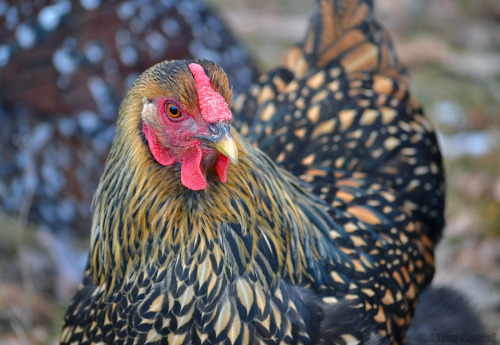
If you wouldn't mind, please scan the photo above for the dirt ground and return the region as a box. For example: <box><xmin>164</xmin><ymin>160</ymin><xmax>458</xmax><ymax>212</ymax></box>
<box><xmin>0</xmin><ymin>0</ymin><xmax>499</xmax><ymax>344</ymax></box>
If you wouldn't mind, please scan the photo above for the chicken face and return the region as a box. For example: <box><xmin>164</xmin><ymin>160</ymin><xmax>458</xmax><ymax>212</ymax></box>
<box><xmin>140</xmin><ymin>61</ymin><xmax>238</xmax><ymax>191</ymax></box>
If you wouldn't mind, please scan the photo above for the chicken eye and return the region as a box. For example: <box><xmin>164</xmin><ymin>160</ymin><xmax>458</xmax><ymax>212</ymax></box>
<box><xmin>166</xmin><ymin>104</ymin><xmax>181</xmax><ymax>118</ymax></box>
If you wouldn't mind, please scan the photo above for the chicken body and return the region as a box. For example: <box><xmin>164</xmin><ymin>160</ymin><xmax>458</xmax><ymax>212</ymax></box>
<box><xmin>61</xmin><ymin>0</ymin><xmax>444</xmax><ymax>344</ymax></box>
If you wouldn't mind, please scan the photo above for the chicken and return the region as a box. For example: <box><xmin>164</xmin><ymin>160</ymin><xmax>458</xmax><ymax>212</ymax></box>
<box><xmin>0</xmin><ymin>0</ymin><xmax>257</xmax><ymax>234</ymax></box>
<box><xmin>60</xmin><ymin>0</ymin><xmax>445</xmax><ymax>344</ymax></box>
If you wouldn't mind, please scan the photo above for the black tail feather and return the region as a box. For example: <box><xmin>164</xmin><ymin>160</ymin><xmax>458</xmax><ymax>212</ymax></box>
<box><xmin>406</xmin><ymin>286</ymin><xmax>489</xmax><ymax>345</ymax></box>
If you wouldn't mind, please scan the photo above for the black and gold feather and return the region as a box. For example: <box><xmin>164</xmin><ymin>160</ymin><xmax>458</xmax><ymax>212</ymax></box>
<box><xmin>61</xmin><ymin>0</ymin><xmax>445</xmax><ymax>344</ymax></box>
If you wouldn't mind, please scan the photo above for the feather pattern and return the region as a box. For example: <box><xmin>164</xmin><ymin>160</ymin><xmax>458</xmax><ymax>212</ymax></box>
<box><xmin>61</xmin><ymin>1</ymin><xmax>444</xmax><ymax>344</ymax></box>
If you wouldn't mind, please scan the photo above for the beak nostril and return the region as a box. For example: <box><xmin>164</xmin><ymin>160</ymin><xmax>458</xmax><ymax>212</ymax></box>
<box><xmin>208</xmin><ymin>123</ymin><xmax>219</xmax><ymax>135</ymax></box>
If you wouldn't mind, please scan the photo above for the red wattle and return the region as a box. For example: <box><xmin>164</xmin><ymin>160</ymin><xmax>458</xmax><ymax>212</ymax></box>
<box><xmin>181</xmin><ymin>145</ymin><xmax>207</xmax><ymax>191</ymax></box>
<box><xmin>216</xmin><ymin>155</ymin><xmax>230</xmax><ymax>183</ymax></box>
<box><xmin>143</xmin><ymin>123</ymin><xmax>177</xmax><ymax>165</ymax></box>
<box><xmin>144</xmin><ymin>123</ymin><xmax>209</xmax><ymax>190</ymax></box>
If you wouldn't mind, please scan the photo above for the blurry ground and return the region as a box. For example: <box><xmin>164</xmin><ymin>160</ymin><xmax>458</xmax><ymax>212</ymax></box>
<box><xmin>1</xmin><ymin>0</ymin><xmax>500</xmax><ymax>344</ymax></box>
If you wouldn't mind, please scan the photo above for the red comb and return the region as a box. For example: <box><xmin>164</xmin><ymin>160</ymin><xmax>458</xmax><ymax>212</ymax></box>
<box><xmin>188</xmin><ymin>63</ymin><xmax>232</xmax><ymax>123</ymax></box>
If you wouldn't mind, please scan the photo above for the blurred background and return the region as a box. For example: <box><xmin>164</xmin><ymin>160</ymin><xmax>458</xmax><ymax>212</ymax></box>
<box><xmin>0</xmin><ymin>0</ymin><xmax>499</xmax><ymax>344</ymax></box>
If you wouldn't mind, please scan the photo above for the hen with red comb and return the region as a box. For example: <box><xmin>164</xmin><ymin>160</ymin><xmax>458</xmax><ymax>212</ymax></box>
<box><xmin>61</xmin><ymin>0</ymin><xmax>445</xmax><ymax>344</ymax></box>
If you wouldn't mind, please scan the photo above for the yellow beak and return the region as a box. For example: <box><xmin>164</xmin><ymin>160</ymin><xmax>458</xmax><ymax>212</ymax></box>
<box><xmin>212</xmin><ymin>132</ymin><xmax>238</xmax><ymax>164</ymax></box>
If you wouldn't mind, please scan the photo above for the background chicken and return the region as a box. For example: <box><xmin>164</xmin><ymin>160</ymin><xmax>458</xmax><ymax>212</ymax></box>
<box><xmin>226</xmin><ymin>0</ymin><xmax>500</xmax><ymax>337</ymax></box>
<box><xmin>60</xmin><ymin>0</ymin><xmax>446</xmax><ymax>344</ymax></box>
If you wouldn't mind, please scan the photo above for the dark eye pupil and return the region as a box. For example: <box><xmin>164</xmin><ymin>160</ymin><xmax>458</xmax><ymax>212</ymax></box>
<box><xmin>168</xmin><ymin>105</ymin><xmax>179</xmax><ymax>116</ymax></box>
